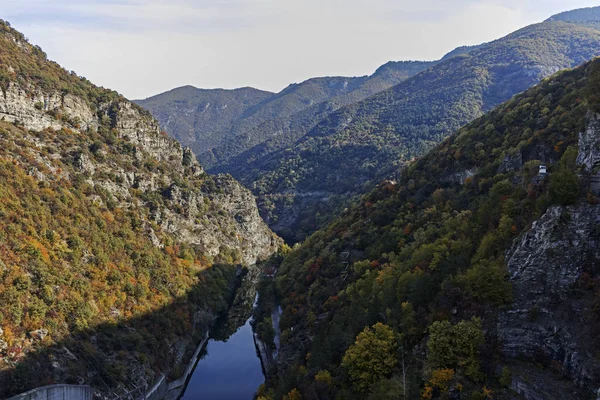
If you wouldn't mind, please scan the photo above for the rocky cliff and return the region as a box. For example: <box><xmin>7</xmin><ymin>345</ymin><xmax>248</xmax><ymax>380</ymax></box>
<box><xmin>497</xmin><ymin>114</ymin><xmax>600</xmax><ymax>399</ymax></box>
<box><xmin>0</xmin><ymin>20</ymin><xmax>280</xmax><ymax>398</ymax></box>
<box><xmin>499</xmin><ymin>204</ymin><xmax>600</xmax><ymax>398</ymax></box>
<box><xmin>0</xmin><ymin>65</ymin><xmax>280</xmax><ymax>267</ymax></box>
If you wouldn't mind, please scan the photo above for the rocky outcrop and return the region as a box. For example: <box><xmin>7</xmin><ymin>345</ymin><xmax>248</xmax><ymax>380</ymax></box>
<box><xmin>498</xmin><ymin>151</ymin><xmax>523</xmax><ymax>174</ymax></box>
<box><xmin>0</xmin><ymin>83</ymin><xmax>98</xmax><ymax>132</ymax></box>
<box><xmin>0</xmin><ymin>327</ymin><xmax>7</xmax><ymax>352</ymax></box>
<box><xmin>0</xmin><ymin>78</ymin><xmax>280</xmax><ymax>267</ymax></box>
<box><xmin>106</xmin><ymin>101</ymin><xmax>184</xmax><ymax>164</ymax></box>
<box><xmin>0</xmin><ymin>81</ymin><xmax>189</xmax><ymax>173</ymax></box>
<box><xmin>158</xmin><ymin>175</ymin><xmax>280</xmax><ymax>266</ymax></box>
<box><xmin>577</xmin><ymin>112</ymin><xmax>600</xmax><ymax>172</ymax></box>
<box><xmin>498</xmin><ymin>204</ymin><xmax>600</xmax><ymax>397</ymax></box>
<box><xmin>441</xmin><ymin>168</ymin><xmax>477</xmax><ymax>185</ymax></box>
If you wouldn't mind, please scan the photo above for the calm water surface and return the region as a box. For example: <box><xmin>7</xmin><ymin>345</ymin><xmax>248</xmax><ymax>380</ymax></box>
<box><xmin>180</xmin><ymin>318</ymin><xmax>264</xmax><ymax>400</ymax></box>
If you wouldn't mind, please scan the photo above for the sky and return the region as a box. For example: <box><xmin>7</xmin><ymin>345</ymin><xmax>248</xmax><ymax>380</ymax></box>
<box><xmin>3</xmin><ymin>0</ymin><xmax>600</xmax><ymax>99</ymax></box>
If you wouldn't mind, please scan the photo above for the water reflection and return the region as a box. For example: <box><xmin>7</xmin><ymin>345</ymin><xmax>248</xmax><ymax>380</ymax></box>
<box><xmin>180</xmin><ymin>317</ymin><xmax>264</xmax><ymax>400</ymax></box>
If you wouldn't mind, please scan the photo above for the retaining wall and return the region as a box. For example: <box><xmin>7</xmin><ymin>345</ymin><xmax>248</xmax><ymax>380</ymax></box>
<box><xmin>7</xmin><ymin>385</ymin><xmax>92</xmax><ymax>400</ymax></box>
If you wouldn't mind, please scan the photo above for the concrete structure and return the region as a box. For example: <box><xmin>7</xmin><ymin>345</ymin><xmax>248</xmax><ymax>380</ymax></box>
<box><xmin>7</xmin><ymin>385</ymin><xmax>92</xmax><ymax>400</ymax></box>
<box><xmin>164</xmin><ymin>332</ymin><xmax>210</xmax><ymax>399</ymax></box>
<box><xmin>137</xmin><ymin>375</ymin><xmax>167</xmax><ymax>400</ymax></box>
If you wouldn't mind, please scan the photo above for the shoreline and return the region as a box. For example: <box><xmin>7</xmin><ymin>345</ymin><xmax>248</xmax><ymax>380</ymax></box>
<box><xmin>165</xmin><ymin>332</ymin><xmax>210</xmax><ymax>400</ymax></box>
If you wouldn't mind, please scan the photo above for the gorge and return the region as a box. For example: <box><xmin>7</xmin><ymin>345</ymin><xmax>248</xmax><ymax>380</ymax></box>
<box><xmin>3</xmin><ymin>4</ymin><xmax>600</xmax><ymax>400</ymax></box>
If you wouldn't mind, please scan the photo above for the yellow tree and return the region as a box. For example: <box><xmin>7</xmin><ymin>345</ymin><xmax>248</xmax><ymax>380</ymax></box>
<box><xmin>282</xmin><ymin>388</ymin><xmax>302</xmax><ymax>400</ymax></box>
<box><xmin>342</xmin><ymin>322</ymin><xmax>398</xmax><ymax>392</ymax></box>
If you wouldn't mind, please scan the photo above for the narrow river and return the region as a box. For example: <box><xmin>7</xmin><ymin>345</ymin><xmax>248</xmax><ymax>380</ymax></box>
<box><xmin>179</xmin><ymin>317</ymin><xmax>265</xmax><ymax>400</ymax></box>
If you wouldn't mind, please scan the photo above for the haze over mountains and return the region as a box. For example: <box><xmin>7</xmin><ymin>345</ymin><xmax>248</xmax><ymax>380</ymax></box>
<box><xmin>140</xmin><ymin>8</ymin><xmax>600</xmax><ymax>242</ymax></box>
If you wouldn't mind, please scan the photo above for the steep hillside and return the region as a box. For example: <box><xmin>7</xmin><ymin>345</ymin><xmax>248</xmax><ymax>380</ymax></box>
<box><xmin>260</xmin><ymin>57</ymin><xmax>600</xmax><ymax>400</ymax></box>
<box><xmin>137</xmin><ymin>61</ymin><xmax>436</xmax><ymax>172</ymax></box>
<box><xmin>133</xmin><ymin>86</ymin><xmax>274</xmax><ymax>154</ymax></box>
<box><xmin>546</xmin><ymin>5</ymin><xmax>600</xmax><ymax>22</ymax></box>
<box><xmin>204</xmin><ymin>61</ymin><xmax>438</xmax><ymax>171</ymax></box>
<box><xmin>0</xmin><ymin>20</ymin><xmax>281</xmax><ymax>397</ymax></box>
<box><xmin>236</xmin><ymin>20</ymin><xmax>600</xmax><ymax>243</ymax></box>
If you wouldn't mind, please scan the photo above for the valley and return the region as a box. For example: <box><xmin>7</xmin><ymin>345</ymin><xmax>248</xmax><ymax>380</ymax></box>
<box><xmin>141</xmin><ymin>17</ymin><xmax>600</xmax><ymax>243</ymax></box>
<box><xmin>2</xmin><ymin>4</ymin><xmax>600</xmax><ymax>400</ymax></box>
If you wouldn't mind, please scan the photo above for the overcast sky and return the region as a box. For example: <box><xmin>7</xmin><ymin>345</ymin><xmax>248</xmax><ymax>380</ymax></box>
<box><xmin>4</xmin><ymin>0</ymin><xmax>599</xmax><ymax>99</ymax></box>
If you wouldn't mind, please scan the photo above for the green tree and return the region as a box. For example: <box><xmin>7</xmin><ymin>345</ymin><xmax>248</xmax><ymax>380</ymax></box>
<box><xmin>549</xmin><ymin>145</ymin><xmax>580</xmax><ymax>205</ymax></box>
<box><xmin>499</xmin><ymin>366</ymin><xmax>512</xmax><ymax>388</ymax></box>
<box><xmin>549</xmin><ymin>168</ymin><xmax>579</xmax><ymax>205</ymax></box>
<box><xmin>426</xmin><ymin>318</ymin><xmax>484</xmax><ymax>381</ymax></box>
<box><xmin>342</xmin><ymin>322</ymin><xmax>398</xmax><ymax>392</ymax></box>
<box><xmin>459</xmin><ymin>260</ymin><xmax>512</xmax><ymax>306</ymax></box>
<box><xmin>282</xmin><ymin>388</ymin><xmax>302</xmax><ymax>400</ymax></box>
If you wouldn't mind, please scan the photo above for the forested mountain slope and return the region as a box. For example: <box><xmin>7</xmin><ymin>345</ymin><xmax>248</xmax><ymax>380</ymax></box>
<box><xmin>0</xmin><ymin>20</ymin><xmax>280</xmax><ymax>397</ymax></box>
<box><xmin>547</xmin><ymin>5</ymin><xmax>600</xmax><ymax>22</ymax></box>
<box><xmin>237</xmin><ymin>19</ymin><xmax>600</xmax><ymax>243</ymax></box>
<box><xmin>200</xmin><ymin>61</ymin><xmax>440</xmax><ymax>171</ymax></box>
<box><xmin>136</xmin><ymin>61</ymin><xmax>437</xmax><ymax>171</ymax></box>
<box><xmin>260</xmin><ymin>57</ymin><xmax>600</xmax><ymax>400</ymax></box>
<box><xmin>133</xmin><ymin>86</ymin><xmax>274</xmax><ymax>155</ymax></box>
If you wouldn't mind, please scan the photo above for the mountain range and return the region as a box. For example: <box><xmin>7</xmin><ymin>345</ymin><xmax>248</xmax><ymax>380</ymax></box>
<box><xmin>3</xmin><ymin>5</ymin><xmax>600</xmax><ymax>400</ymax></box>
<box><xmin>135</xmin><ymin>60</ymin><xmax>439</xmax><ymax>169</ymax></box>
<box><xmin>140</xmin><ymin>10</ymin><xmax>600</xmax><ymax>243</ymax></box>
<box><xmin>264</xmin><ymin>45</ymin><xmax>600</xmax><ymax>400</ymax></box>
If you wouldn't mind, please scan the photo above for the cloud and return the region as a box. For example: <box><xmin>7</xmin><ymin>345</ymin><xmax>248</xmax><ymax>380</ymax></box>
<box><xmin>3</xmin><ymin>0</ymin><xmax>600</xmax><ymax>99</ymax></box>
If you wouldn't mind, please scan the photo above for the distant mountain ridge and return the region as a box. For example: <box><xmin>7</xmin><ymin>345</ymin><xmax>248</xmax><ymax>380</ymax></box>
<box><xmin>136</xmin><ymin>44</ymin><xmax>495</xmax><ymax>175</ymax></box>
<box><xmin>229</xmin><ymin>19</ymin><xmax>600</xmax><ymax>242</ymax></box>
<box><xmin>138</xmin><ymin>6</ymin><xmax>600</xmax><ymax>244</ymax></box>
<box><xmin>136</xmin><ymin>60</ymin><xmax>441</xmax><ymax>170</ymax></box>
<box><xmin>134</xmin><ymin>85</ymin><xmax>274</xmax><ymax>155</ymax></box>
<box><xmin>546</xmin><ymin>5</ymin><xmax>600</xmax><ymax>22</ymax></box>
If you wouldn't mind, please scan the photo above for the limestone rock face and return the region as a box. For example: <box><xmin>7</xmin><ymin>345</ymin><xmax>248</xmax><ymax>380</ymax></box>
<box><xmin>498</xmin><ymin>204</ymin><xmax>600</xmax><ymax>397</ymax></box>
<box><xmin>0</xmin><ymin>83</ymin><xmax>62</xmax><ymax>131</ymax></box>
<box><xmin>29</xmin><ymin>329</ymin><xmax>49</xmax><ymax>341</ymax></box>
<box><xmin>442</xmin><ymin>168</ymin><xmax>477</xmax><ymax>185</ymax></box>
<box><xmin>206</xmin><ymin>175</ymin><xmax>281</xmax><ymax>263</ymax></box>
<box><xmin>105</xmin><ymin>101</ymin><xmax>184</xmax><ymax>164</ymax></box>
<box><xmin>498</xmin><ymin>151</ymin><xmax>523</xmax><ymax>174</ymax></box>
<box><xmin>0</xmin><ymin>327</ymin><xmax>7</xmax><ymax>352</ymax></box>
<box><xmin>0</xmin><ymin>83</ymin><xmax>100</xmax><ymax>132</ymax></box>
<box><xmin>156</xmin><ymin>174</ymin><xmax>280</xmax><ymax>265</ymax></box>
<box><xmin>0</xmin><ymin>79</ymin><xmax>279</xmax><ymax>268</ymax></box>
<box><xmin>577</xmin><ymin>112</ymin><xmax>600</xmax><ymax>172</ymax></box>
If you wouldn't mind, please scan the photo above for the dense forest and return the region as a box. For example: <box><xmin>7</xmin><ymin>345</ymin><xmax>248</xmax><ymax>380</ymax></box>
<box><xmin>229</xmin><ymin>20</ymin><xmax>600</xmax><ymax>243</ymax></box>
<box><xmin>136</xmin><ymin>61</ymin><xmax>438</xmax><ymax>173</ymax></box>
<box><xmin>254</xmin><ymin>57</ymin><xmax>600</xmax><ymax>400</ymax></box>
<box><xmin>0</xmin><ymin>20</ymin><xmax>280</xmax><ymax>397</ymax></box>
